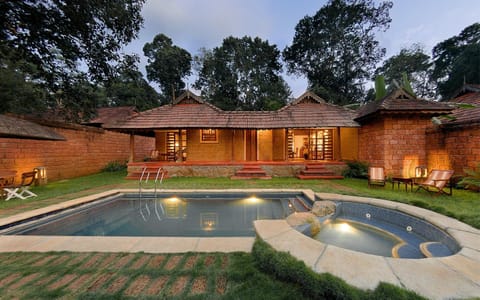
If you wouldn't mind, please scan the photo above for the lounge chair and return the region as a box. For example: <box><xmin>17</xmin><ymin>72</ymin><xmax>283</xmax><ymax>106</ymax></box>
<box><xmin>415</xmin><ymin>169</ymin><xmax>454</xmax><ymax>196</ymax></box>
<box><xmin>368</xmin><ymin>167</ymin><xmax>386</xmax><ymax>188</ymax></box>
<box><xmin>3</xmin><ymin>171</ymin><xmax>37</xmax><ymax>201</ymax></box>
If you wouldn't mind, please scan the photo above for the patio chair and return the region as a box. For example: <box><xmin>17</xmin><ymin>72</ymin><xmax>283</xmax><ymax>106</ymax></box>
<box><xmin>3</xmin><ymin>171</ymin><xmax>37</xmax><ymax>201</ymax></box>
<box><xmin>368</xmin><ymin>167</ymin><xmax>386</xmax><ymax>188</ymax></box>
<box><xmin>415</xmin><ymin>169</ymin><xmax>454</xmax><ymax>196</ymax></box>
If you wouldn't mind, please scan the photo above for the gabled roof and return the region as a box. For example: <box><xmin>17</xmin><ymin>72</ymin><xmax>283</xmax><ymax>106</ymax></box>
<box><xmin>355</xmin><ymin>88</ymin><xmax>454</xmax><ymax>123</ymax></box>
<box><xmin>106</xmin><ymin>90</ymin><xmax>360</xmax><ymax>132</ymax></box>
<box><xmin>85</xmin><ymin>106</ymin><xmax>138</xmax><ymax>127</ymax></box>
<box><xmin>441</xmin><ymin>89</ymin><xmax>480</xmax><ymax>127</ymax></box>
<box><xmin>0</xmin><ymin>114</ymin><xmax>66</xmax><ymax>140</ymax></box>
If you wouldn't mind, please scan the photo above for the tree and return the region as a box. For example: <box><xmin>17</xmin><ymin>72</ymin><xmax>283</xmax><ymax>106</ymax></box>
<box><xmin>374</xmin><ymin>44</ymin><xmax>436</xmax><ymax>98</ymax></box>
<box><xmin>283</xmin><ymin>0</ymin><xmax>392</xmax><ymax>105</ymax></box>
<box><xmin>0</xmin><ymin>0</ymin><xmax>145</xmax><ymax>119</ymax></box>
<box><xmin>143</xmin><ymin>34</ymin><xmax>192</xmax><ymax>100</ymax></box>
<box><xmin>105</xmin><ymin>55</ymin><xmax>161</xmax><ymax>110</ymax></box>
<box><xmin>194</xmin><ymin>36</ymin><xmax>291</xmax><ymax>111</ymax></box>
<box><xmin>432</xmin><ymin>23</ymin><xmax>480</xmax><ymax>99</ymax></box>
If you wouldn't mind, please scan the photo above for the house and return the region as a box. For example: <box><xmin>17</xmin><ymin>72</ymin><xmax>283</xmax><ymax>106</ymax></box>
<box><xmin>105</xmin><ymin>91</ymin><xmax>361</xmax><ymax>177</ymax></box>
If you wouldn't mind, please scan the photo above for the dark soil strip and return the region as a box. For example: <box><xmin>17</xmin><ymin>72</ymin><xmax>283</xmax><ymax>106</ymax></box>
<box><xmin>144</xmin><ymin>276</ymin><xmax>169</xmax><ymax>296</ymax></box>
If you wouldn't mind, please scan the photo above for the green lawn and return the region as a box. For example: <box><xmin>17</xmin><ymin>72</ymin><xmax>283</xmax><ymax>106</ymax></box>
<box><xmin>2</xmin><ymin>170</ymin><xmax>479</xmax><ymax>229</ymax></box>
<box><xmin>0</xmin><ymin>171</ymin><xmax>478</xmax><ymax>299</ymax></box>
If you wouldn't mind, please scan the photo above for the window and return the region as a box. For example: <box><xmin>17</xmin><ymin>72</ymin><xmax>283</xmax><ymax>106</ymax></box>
<box><xmin>200</xmin><ymin>129</ymin><xmax>218</xmax><ymax>143</ymax></box>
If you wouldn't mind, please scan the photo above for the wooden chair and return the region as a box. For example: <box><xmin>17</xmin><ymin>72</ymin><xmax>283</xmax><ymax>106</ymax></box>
<box><xmin>368</xmin><ymin>167</ymin><xmax>386</xmax><ymax>188</ymax></box>
<box><xmin>415</xmin><ymin>169</ymin><xmax>454</xmax><ymax>196</ymax></box>
<box><xmin>3</xmin><ymin>171</ymin><xmax>37</xmax><ymax>201</ymax></box>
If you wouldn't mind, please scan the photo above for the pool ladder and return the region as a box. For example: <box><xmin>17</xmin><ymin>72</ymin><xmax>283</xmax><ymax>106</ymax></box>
<box><xmin>138</xmin><ymin>167</ymin><xmax>165</xmax><ymax>221</ymax></box>
<box><xmin>139</xmin><ymin>166</ymin><xmax>165</xmax><ymax>197</ymax></box>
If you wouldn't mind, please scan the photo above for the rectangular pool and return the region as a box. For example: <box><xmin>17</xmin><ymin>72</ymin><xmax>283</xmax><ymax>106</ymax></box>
<box><xmin>4</xmin><ymin>192</ymin><xmax>312</xmax><ymax>237</ymax></box>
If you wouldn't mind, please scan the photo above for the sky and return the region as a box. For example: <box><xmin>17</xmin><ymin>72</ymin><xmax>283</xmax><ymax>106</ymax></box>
<box><xmin>123</xmin><ymin>0</ymin><xmax>480</xmax><ymax>98</ymax></box>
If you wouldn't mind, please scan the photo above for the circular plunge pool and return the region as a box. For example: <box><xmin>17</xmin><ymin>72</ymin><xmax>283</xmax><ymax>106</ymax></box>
<box><xmin>295</xmin><ymin>201</ymin><xmax>460</xmax><ymax>259</ymax></box>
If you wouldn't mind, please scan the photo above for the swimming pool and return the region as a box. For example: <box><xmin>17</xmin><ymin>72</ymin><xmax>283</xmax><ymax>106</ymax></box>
<box><xmin>3</xmin><ymin>192</ymin><xmax>313</xmax><ymax>237</ymax></box>
<box><xmin>295</xmin><ymin>201</ymin><xmax>460</xmax><ymax>258</ymax></box>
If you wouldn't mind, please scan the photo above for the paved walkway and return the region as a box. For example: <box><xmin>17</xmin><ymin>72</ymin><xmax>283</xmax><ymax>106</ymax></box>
<box><xmin>255</xmin><ymin>193</ymin><xmax>480</xmax><ymax>300</ymax></box>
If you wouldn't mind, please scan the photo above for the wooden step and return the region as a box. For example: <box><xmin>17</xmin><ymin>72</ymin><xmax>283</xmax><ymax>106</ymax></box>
<box><xmin>231</xmin><ymin>166</ymin><xmax>271</xmax><ymax>180</ymax></box>
<box><xmin>297</xmin><ymin>164</ymin><xmax>343</xmax><ymax>180</ymax></box>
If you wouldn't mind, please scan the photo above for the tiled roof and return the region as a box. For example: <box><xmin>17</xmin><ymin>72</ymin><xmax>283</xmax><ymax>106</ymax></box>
<box><xmin>85</xmin><ymin>106</ymin><xmax>138</xmax><ymax>127</ymax></box>
<box><xmin>107</xmin><ymin>91</ymin><xmax>360</xmax><ymax>131</ymax></box>
<box><xmin>442</xmin><ymin>92</ymin><xmax>480</xmax><ymax>126</ymax></box>
<box><xmin>0</xmin><ymin>114</ymin><xmax>66</xmax><ymax>140</ymax></box>
<box><xmin>355</xmin><ymin>88</ymin><xmax>454</xmax><ymax>123</ymax></box>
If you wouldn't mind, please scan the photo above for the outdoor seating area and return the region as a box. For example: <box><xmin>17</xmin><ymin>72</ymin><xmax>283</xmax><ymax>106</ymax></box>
<box><xmin>1</xmin><ymin>170</ymin><xmax>37</xmax><ymax>201</ymax></box>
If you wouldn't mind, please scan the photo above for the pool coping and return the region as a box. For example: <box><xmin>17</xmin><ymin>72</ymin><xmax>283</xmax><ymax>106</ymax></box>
<box><xmin>0</xmin><ymin>188</ymin><xmax>314</xmax><ymax>253</ymax></box>
<box><xmin>254</xmin><ymin>193</ymin><xmax>480</xmax><ymax>300</ymax></box>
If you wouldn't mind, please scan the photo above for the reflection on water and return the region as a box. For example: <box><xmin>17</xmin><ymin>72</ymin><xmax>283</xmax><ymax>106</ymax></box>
<box><xmin>313</xmin><ymin>219</ymin><xmax>402</xmax><ymax>257</ymax></box>
<box><xmin>12</xmin><ymin>194</ymin><xmax>295</xmax><ymax>237</ymax></box>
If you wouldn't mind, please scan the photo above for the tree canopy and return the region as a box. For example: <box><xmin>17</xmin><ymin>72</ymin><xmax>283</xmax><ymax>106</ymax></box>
<box><xmin>194</xmin><ymin>36</ymin><xmax>290</xmax><ymax>111</ymax></box>
<box><xmin>143</xmin><ymin>34</ymin><xmax>192</xmax><ymax>101</ymax></box>
<box><xmin>0</xmin><ymin>0</ymin><xmax>145</xmax><ymax>120</ymax></box>
<box><xmin>104</xmin><ymin>55</ymin><xmax>161</xmax><ymax>111</ymax></box>
<box><xmin>432</xmin><ymin>23</ymin><xmax>480</xmax><ymax>99</ymax></box>
<box><xmin>374</xmin><ymin>44</ymin><xmax>436</xmax><ymax>99</ymax></box>
<box><xmin>283</xmin><ymin>0</ymin><xmax>392</xmax><ymax>105</ymax></box>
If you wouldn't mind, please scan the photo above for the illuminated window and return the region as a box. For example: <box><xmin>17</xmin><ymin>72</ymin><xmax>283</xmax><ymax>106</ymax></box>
<box><xmin>200</xmin><ymin>129</ymin><xmax>218</xmax><ymax>143</ymax></box>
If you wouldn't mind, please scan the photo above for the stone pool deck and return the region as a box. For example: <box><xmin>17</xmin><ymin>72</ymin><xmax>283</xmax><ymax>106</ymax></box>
<box><xmin>0</xmin><ymin>189</ymin><xmax>479</xmax><ymax>299</ymax></box>
<box><xmin>255</xmin><ymin>193</ymin><xmax>480</xmax><ymax>300</ymax></box>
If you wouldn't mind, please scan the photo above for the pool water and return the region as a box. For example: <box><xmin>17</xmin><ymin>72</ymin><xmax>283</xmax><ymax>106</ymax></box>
<box><xmin>298</xmin><ymin>201</ymin><xmax>460</xmax><ymax>258</ymax></box>
<box><xmin>313</xmin><ymin>219</ymin><xmax>401</xmax><ymax>257</ymax></box>
<box><xmin>5</xmin><ymin>192</ymin><xmax>310</xmax><ymax>237</ymax></box>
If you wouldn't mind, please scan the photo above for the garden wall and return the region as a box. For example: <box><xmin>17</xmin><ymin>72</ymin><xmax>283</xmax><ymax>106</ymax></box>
<box><xmin>359</xmin><ymin>115</ymin><xmax>435</xmax><ymax>177</ymax></box>
<box><xmin>426</xmin><ymin>125</ymin><xmax>480</xmax><ymax>175</ymax></box>
<box><xmin>0</xmin><ymin>122</ymin><xmax>154</xmax><ymax>182</ymax></box>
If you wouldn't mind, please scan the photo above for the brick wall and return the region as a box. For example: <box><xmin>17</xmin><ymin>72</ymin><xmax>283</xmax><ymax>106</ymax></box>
<box><xmin>359</xmin><ymin>115</ymin><xmax>431</xmax><ymax>177</ymax></box>
<box><xmin>0</xmin><ymin>124</ymin><xmax>154</xmax><ymax>182</ymax></box>
<box><xmin>426</xmin><ymin>126</ymin><xmax>480</xmax><ymax>174</ymax></box>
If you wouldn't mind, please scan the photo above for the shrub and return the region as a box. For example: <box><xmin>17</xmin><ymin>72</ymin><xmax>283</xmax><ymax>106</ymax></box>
<box><xmin>101</xmin><ymin>160</ymin><xmax>127</xmax><ymax>172</ymax></box>
<box><xmin>457</xmin><ymin>163</ymin><xmax>480</xmax><ymax>192</ymax></box>
<box><xmin>342</xmin><ymin>161</ymin><xmax>369</xmax><ymax>178</ymax></box>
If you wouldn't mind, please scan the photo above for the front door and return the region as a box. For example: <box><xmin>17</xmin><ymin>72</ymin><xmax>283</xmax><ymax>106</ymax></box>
<box><xmin>245</xmin><ymin>130</ymin><xmax>257</xmax><ymax>161</ymax></box>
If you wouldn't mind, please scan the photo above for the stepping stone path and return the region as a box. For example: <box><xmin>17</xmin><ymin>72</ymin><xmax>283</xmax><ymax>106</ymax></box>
<box><xmin>0</xmin><ymin>252</ymin><xmax>231</xmax><ymax>298</ymax></box>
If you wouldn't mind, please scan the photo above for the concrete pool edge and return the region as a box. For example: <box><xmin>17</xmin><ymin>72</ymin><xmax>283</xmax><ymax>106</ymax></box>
<box><xmin>254</xmin><ymin>193</ymin><xmax>480</xmax><ymax>300</ymax></box>
<box><xmin>0</xmin><ymin>188</ymin><xmax>314</xmax><ymax>254</ymax></box>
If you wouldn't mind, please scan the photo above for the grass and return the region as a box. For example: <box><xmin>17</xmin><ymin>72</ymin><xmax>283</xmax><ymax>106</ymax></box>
<box><xmin>0</xmin><ymin>171</ymin><xmax>478</xmax><ymax>299</ymax></box>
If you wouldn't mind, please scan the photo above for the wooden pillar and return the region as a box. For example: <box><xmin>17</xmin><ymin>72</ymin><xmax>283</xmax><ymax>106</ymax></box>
<box><xmin>336</xmin><ymin>127</ymin><xmax>341</xmax><ymax>161</ymax></box>
<box><xmin>129</xmin><ymin>134</ymin><xmax>135</xmax><ymax>163</ymax></box>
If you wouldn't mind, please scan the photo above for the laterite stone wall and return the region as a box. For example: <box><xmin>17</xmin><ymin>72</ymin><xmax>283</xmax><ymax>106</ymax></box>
<box><xmin>0</xmin><ymin>123</ymin><xmax>154</xmax><ymax>182</ymax></box>
<box><xmin>426</xmin><ymin>126</ymin><xmax>480</xmax><ymax>175</ymax></box>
